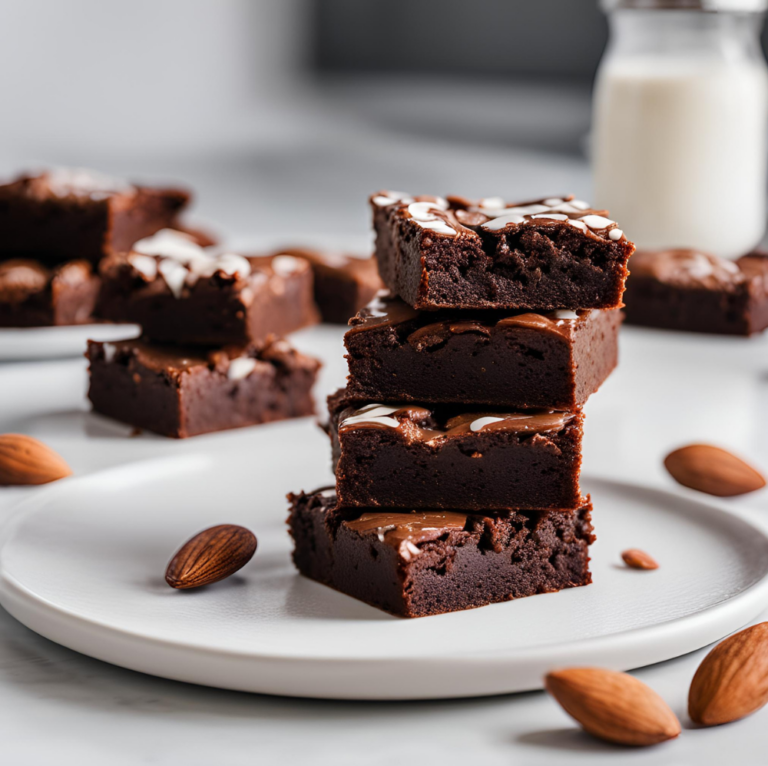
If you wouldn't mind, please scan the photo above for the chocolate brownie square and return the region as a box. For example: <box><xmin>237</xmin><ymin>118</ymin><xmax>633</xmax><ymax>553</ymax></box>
<box><xmin>282</xmin><ymin>248</ymin><xmax>383</xmax><ymax>324</ymax></box>
<box><xmin>97</xmin><ymin>233</ymin><xmax>319</xmax><ymax>345</ymax></box>
<box><xmin>328</xmin><ymin>392</ymin><xmax>584</xmax><ymax>512</ymax></box>
<box><xmin>372</xmin><ymin>192</ymin><xmax>634</xmax><ymax>310</ymax></box>
<box><xmin>288</xmin><ymin>488</ymin><xmax>594</xmax><ymax>618</ymax></box>
<box><xmin>87</xmin><ymin>336</ymin><xmax>320</xmax><ymax>438</ymax></box>
<box><xmin>344</xmin><ymin>292</ymin><xmax>621</xmax><ymax>410</ymax></box>
<box><xmin>623</xmin><ymin>249</ymin><xmax>768</xmax><ymax>335</ymax></box>
<box><xmin>0</xmin><ymin>168</ymin><xmax>189</xmax><ymax>265</ymax></box>
<box><xmin>0</xmin><ymin>259</ymin><xmax>100</xmax><ymax>327</ymax></box>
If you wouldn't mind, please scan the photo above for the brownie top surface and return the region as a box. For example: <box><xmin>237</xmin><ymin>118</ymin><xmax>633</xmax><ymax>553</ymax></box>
<box><xmin>371</xmin><ymin>191</ymin><xmax>629</xmax><ymax>245</ymax></box>
<box><xmin>0</xmin><ymin>167</ymin><xmax>188</xmax><ymax>205</ymax></box>
<box><xmin>630</xmin><ymin>249</ymin><xmax>751</xmax><ymax>291</ymax></box>
<box><xmin>0</xmin><ymin>259</ymin><xmax>94</xmax><ymax>302</ymax></box>
<box><xmin>347</xmin><ymin>291</ymin><xmax>590</xmax><ymax>343</ymax></box>
<box><xmin>101</xmin><ymin>231</ymin><xmax>311</xmax><ymax>298</ymax></box>
<box><xmin>92</xmin><ymin>336</ymin><xmax>318</xmax><ymax>378</ymax></box>
<box><xmin>336</xmin><ymin>401</ymin><xmax>576</xmax><ymax>441</ymax></box>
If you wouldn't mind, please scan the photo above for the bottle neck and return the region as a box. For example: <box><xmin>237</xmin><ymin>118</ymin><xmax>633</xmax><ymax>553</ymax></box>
<box><xmin>604</xmin><ymin>10</ymin><xmax>766</xmax><ymax>64</ymax></box>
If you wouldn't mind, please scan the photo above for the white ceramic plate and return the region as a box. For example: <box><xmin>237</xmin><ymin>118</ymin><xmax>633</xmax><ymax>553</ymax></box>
<box><xmin>2</xmin><ymin>419</ymin><xmax>768</xmax><ymax>700</ymax></box>
<box><xmin>0</xmin><ymin>324</ymin><xmax>140</xmax><ymax>361</ymax></box>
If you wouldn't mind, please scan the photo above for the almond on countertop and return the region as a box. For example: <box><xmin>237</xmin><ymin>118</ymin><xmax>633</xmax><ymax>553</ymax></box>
<box><xmin>165</xmin><ymin>524</ymin><xmax>257</xmax><ymax>589</ymax></box>
<box><xmin>689</xmin><ymin>622</ymin><xmax>768</xmax><ymax>726</ymax></box>
<box><xmin>621</xmin><ymin>549</ymin><xmax>659</xmax><ymax>570</ymax></box>
<box><xmin>0</xmin><ymin>433</ymin><xmax>72</xmax><ymax>486</ymax></box>
<box><xmin>545</xmin><ymin>667</ymin><xmax>681</xmax><ymax>747</ymax></box>
<box><xmin>664</xmin><ymin>444</ymin><xmax>766</xmax><ymax>497</ymax></box>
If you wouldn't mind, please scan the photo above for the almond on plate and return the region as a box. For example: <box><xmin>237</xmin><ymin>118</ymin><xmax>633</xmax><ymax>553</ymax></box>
<box><xmin>0</xmin><ymin>433</ymin><xmax>72</xmax><ymax>486</ymax></box>
<box><xmin>664</xmin><ymin>444</ymin><xmax>766</xmax><ymax>497</ymax></box>
<box><xmin>545</xmin><ymin>667</ymin><xmax>681</xmax><ymax>746</ymax></box>
<box><xmin>621</xmin><ymin>549</ymin><xmax>659</xmax><ymax>570</ymax></box>
<box><xmin>165</xmin><ymin>524</ymin><xmax>257</xmax><ymax>589</ymax></box>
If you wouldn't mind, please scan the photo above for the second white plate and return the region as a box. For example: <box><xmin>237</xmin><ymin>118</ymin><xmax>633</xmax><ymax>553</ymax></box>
<box><xmin>2</xmin><ymin>420</ymin><xmax>768</xmax><ymax>700</ymax></box>
<box><xmin>0</xmin><ymin>324</ymin><xmax>140</xmax><ymax>361</ymax></box>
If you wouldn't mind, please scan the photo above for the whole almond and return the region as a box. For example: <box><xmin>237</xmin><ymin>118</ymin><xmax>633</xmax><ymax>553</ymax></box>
<box><xmin>689</xmin><ymin>622</ymin><xmax>768</xmax><ymax>726</ymax></box>
<box><xmin>165</xmin><ymin>524</ymin><xmax>257</xmax><ymax>590</ymax></box>
<box><xmin>545</xmin><ymin>667</ymin><xmax>681</xmax><ymax>746</ymax></box>
<box><xmin>622</xmin><ymin>549</ymin><xmax>659</xmax><ymax>570</ymax></box>
<box><xmin>0</xmin><ymin>433</ymin><xmax>72</xmax><ymax>486</ymax></box>
<box><xmin>664</xmin><ymin>444</ymin><xmax>765</xmax><ymax>497</ymax></box>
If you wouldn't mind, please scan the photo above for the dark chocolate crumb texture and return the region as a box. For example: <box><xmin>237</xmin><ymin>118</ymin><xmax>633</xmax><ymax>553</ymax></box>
<box><xmin>345</xmin><ymin>292</ymin><xmax>620</xmax><ymax>409</ymax></box>
<box><xmin>288</xmin><ymin>488</ymin><xmax>594</xmax><ymax>618</ymax></box>
<box><xmin>328</xmin><ymin>392</ymin><xmax>584</xmax><ymax>512</ymax></box>
<box><xmin>371</xmin><ymin>192</ymin><xmax>634</xmax><ymax>310</ymax></box>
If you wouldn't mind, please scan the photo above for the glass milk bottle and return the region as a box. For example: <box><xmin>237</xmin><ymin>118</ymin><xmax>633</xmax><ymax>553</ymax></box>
<box><xmin>593</xmin><ymin>1</ymin><xmax>768</xmax><ymax>259</ymax></box>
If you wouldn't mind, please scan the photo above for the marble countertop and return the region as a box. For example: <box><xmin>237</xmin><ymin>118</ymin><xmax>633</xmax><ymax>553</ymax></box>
<box><xmin>2</xmin><ymin>135</ymin><xmax>768</xmax><ymax>764</ymax></box>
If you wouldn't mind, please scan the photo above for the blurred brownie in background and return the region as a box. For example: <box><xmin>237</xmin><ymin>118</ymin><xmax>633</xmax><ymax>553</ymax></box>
<box><xmin>87</xmin><ymin>336</ymin><xmax>320</xmax><ymax>438</ymax></box>
<box><xmin>0</xmin><ymin>259</ymin><xmax>100</xmax><ymax>327</ymax></box>
<box><xmin>0</xmin><ymin>168</ymin><xmax>190</xmax><ymax>265</ymax></box>
<box><xmin>279</xmin><ymin>248</ymin><xmax>383</xmax><ymax>323</ymax></box>
<box><xmin>98</xmin><ymin>231</ymin><xmax>319</xmax><ymax>345</ymax></box>
<box><xmin>623</xmin><ymin>249</ymin><xmax>768</xmax><ymax>335</ymax></box>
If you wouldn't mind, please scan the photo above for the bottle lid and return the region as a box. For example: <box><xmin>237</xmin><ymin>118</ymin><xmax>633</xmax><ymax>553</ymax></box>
<box><xmin>602</xmin><ymin>0</ymin><xmax>767</xmax><ymax>10</ymax></box>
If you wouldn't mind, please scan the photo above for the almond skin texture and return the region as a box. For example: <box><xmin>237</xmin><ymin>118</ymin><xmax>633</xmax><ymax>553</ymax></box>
<box><xmin>622</xmin><ymin>549</ymin><xmax>659</xmax><ymax>570</ymax></box>
<box><xmin>664</xmin><ymin>444</ymin><xmax>766</xmax><ymax>497</ymax></box>
<box><xmin>165</xmin><ymin>524</ymin><xmax>257</xmax><ymax>590</ymax></box>
<box><xmin>545</xmin><ymin>667</ymin><xmax>681</xmax><ymax>746</ymax></box>
<box><xmin>689</xmin><ymin>622</ymin><xmax>768</xmax><ymax>726</ymax></box>
<box><xmin>0</xmin><ymin>433</ymin><xmax>72</xmax><ymax>486</ymax></box>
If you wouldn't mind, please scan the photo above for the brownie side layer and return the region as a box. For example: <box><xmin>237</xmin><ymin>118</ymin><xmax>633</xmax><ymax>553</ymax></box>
<box><xmin>288</xmin><ymin>489</ymin><xmax>594</xmax><ymax>618</ymax></box>
<box><xmin>329</xmin><ymin>396</ymin><xmax>584</xmax><ymax>512</ymax></box>
<box><xmin>344</xmin><ymin>301</ymin><xmax>620</xmax><ymax>410</ymax></box>
<box><xmin>98</xmin><ymin>253</ymin><xmax>319</xmax><ymax>346</ymax></box>
<box><xmin>87</xmin><ymin>338</ymin><xmax>320</xmax><ymax>438</ymax></box>
<box><xmin>372</xmin><ymin>196</ymin><xmax>633</xmax><ymax>311</ymax></box>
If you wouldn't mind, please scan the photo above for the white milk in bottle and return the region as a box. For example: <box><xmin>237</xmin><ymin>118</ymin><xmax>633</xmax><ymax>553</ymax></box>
<box><xmin>593</xmin><ymin>2</ymin><xmax>768</xmax><ymax>259</ymax></box>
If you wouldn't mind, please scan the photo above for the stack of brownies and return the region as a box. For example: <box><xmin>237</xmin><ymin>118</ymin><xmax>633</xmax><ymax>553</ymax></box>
<box><xmin>289</xmin><ymin>192</ymin><xmax>634</xmax><ymax>618</ymax></box>
<box><xmin>87</xmin><ymin>231</ymin><xmax>321</xmax><ymax>438</ymax></box>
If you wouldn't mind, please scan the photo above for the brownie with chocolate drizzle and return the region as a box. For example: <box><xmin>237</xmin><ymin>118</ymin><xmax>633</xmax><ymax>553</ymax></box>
<box><xmin>344</xmin><ymin>292</ymin><xmax>621</xmax><ymax>410</ymax></box>
<box><xmin>371</xmin><ymin>192</ymin><xmax>634</xmax><ymax>311</ymax></box>
<box><xmin>87</xmin><ymin>336</ymin><xmax>320</xmax><ymax>438</ymax></box>
<box><xmin>288</xmin><ymin>488</ymin><xmax>594</xmax><ymax>618</ymax></box>
<box><xmin>0</xmin><ymin>168</ymin><xmax>190</xmax><ymax>266</ymax></box>
<box><xmin>98</xmin><ymin>232</ymin><xmax>320</xmax><ymax>345</ymax></box>
<box><xmin>623</xmin><ymin>249</ymin><xmax>768</xmax><ymax>335</ymax></box>
<box><xmin>327</xmin><ymin>390</ymin><xmax>584</xmax><ymax>512</ymax></box>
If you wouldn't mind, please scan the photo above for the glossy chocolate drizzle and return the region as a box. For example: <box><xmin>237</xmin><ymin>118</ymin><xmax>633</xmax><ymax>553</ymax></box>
<box><xmin>338</xmin><ymin>403</ymin><xmax>574</xmax><ymax>439</ymax></box>
<box><xmin>346</xmin><ymin>511</ymin><xmax>468</xmax><ymax>545</ymax></box>
<box><xmin>348</xmin><ymin>293</ymin><xmax>586</xmax><ymax>343</ymax></box>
